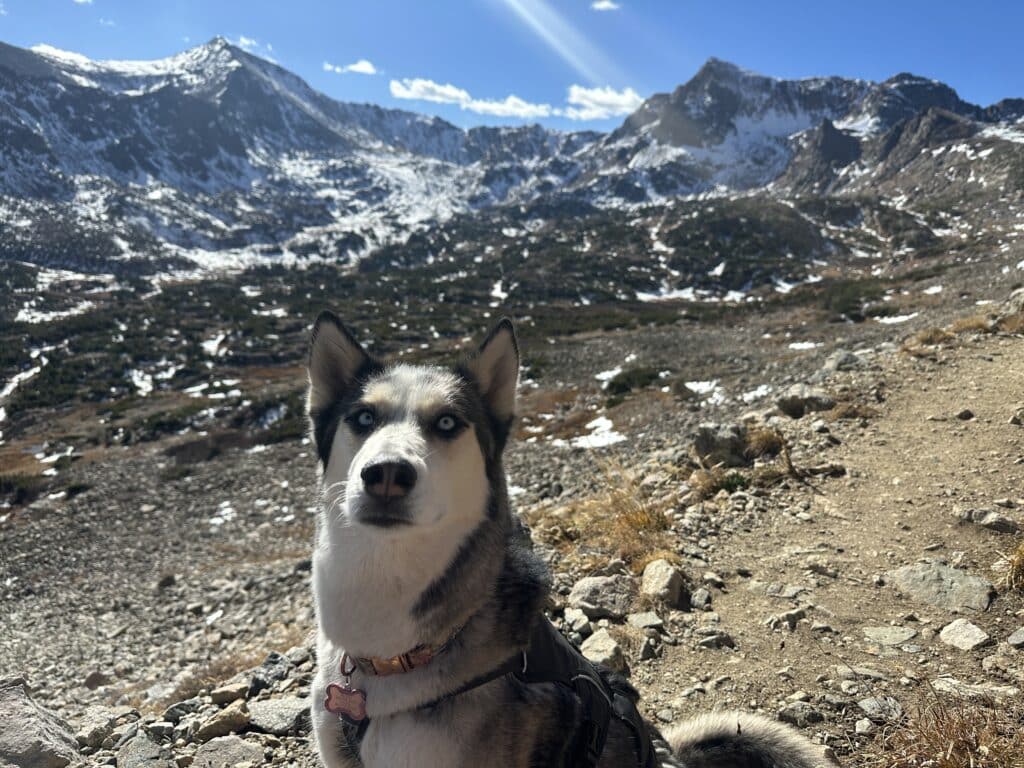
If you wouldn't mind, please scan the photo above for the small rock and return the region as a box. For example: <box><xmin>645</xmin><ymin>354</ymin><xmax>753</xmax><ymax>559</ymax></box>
<box><xmin>75</xmin><ymin>705</ymin><xmax>119</xmax><ymax>748</ymax></box>
<box><xmin>863</xmin><ymin>626</ymin><xmax>917</xmax><ymax>646</ymax></box>
<box><xmin>194</xmin><ymin>700</ymin><xmax>249</xmax><ymax>743</ymax></box>
<box><xmin>247</xmin><ymin>696</ymin><xmax>309</xmax><ymax>736</ymax></box>
<box><xmin>1007</xmin><ymin>627</ymin><xmax>1024</xmax><ymax>648</ymax></box>
<box><xmin>888</xmin><ymin>560</ymin><xmax>994</xmax><ymax>612</ymax></box>
<box><xmin>958</xmin><ymin>508</ymin><xmax>1020</xmax><ymax>534</ymax></box>
<box><xmin>247</xmin><ymin>652</ymin><xmax>293</xmax><ymax>697</ymax></box>
<box><xmin>626</xmin><ymin>611</ymin><xmax>663</xmax><ymax>630</ymax></box>
<box><xmin>939</xmin><ymin>619</ymin><xmax>992</xmax><ymax>651</ymax></box>
<box><xmin>955</xmin><ymin>409</ymin><xmax>974</xmax><ymax>421</ymax></box>
<box><xmin>568</xmin><ymin>575</ymin><xmax>638</xmax><ymax>621</ymax></box>
<box><xmin>564</xmin><ymin>607</ymin><xmax>593</xmax><ymax>636</ymax></box>
<box><xmin>210</xmin><ymin>681</ymin><xmax>248</xmax><ymax>706</ymax></box>
<box><xmin>83</xmin><ymin>670</ymin><xmax>113</xmax><ymax>690</ymax></box>
<box><xmin>640</xmin><ymin>560</ymin><xmax>687</xmax><ymax>610</ymax></box>
<box><xmin>822</xmin><ymin>350</ymin><xmax>863</xmax><ymax>373</ymax></box>
<box><xmin>145</xmin><ymin>721</ymin><xmax>174</xmax><ymax>741</ymax></box>
<box><xmin>580</xmin><ymin>629</ymin><xmax>626</xmax><ymax>673</ymax></box>
<box><xmin>854</xmin><ymin>718</ymin><xmax>876</xmax><ymax>735</ymax></box>
<box><xmin>702</xmin><ymin>571</ymin><xmax>725</xmax><ymax>589</ymax></box>
<box><xmin>690</xmin><ymin>587</ymin><xmax>712</xmax><ymax>611</ymax></box>
<box><xmin>695</xmin><ymin>630</ymin><xmax>735</xmax><ymax>649</ymax></box>
<box><xmin>191</xmin><ymin>736</ymin><xmax>263</xmax><ymax>768</ymax></box>
<box><xmin>931</xmin><ymin>676</ymin><xmax>1019</xmax><ymax>700</ymax></box>
<box><xmin>116</xmin><ymin>732</ymin><xmax>171</xmax><ymax>768</ymax></box>
<box><xmin>777</xmin><ymin>701</ymin><xmax>824</xmax><ymax>728</ymax></box>
<box><xmin>692</xmin><ymin>423</ymin><xmax>748</xmax><ymax>468</ymax></box>
<box><xmin>777</xmin><ymin>384</ymin><xmax>835</xmax><ymax>419</ymax></box>
<box><xmin>161</xmin><ymin>698</ymin><xmax>201</xmax><ymax>724</ymax></box>
<box><xmin>858</xmin><ymin>696</ymin><xmax>903</xmax><ymax>723</ymax></box>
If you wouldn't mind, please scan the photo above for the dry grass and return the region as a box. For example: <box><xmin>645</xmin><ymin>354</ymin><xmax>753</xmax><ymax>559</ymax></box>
<box><xmin>525</xmin><ymin>461</ymin><xmax>675</xmax><ymax>573</ymax></box>
<box><xmin>949</xmin><ymin>315</ymin><xmax>994</xmax><ymax>335</ymax></box>
<box><xmin>913</xmin><ymin>327</ymin><xmax>955</xmax><ymax>346</ymax></box>
<box><xmin>125</xmin><ymin>622</ymin><xmax>309</xmax><ymax>712</ymax></box>
<box><xmin>826</xmin><ymin>402</ymin><xmax>880</xmax><ymax>421</ymax></box>
<box><xmin>744</xmin><ymin>427</ymin><xmax>785</xmax><ymax>459</ymax></box>
<box><xmin>865</xmin><ymin>694</ymin><xmax>1024</xmax><ymax>768</ymax></box>
<box><xmin>993</xmin><ymin>540</ymin><xmax>1024</xmax><ymax>592</ymax></box>
<box><xmin>997</xmin><ymin>312</ymin><xmax>1024</xmax><ymax>335</ymax></box>
<box><xmin>689</xmin><ymin>467</ymin><xmax>749</xmax><ymax>500</ymax></box>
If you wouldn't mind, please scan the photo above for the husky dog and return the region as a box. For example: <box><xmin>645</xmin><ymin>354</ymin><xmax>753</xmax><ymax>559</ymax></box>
<box><xmin>307</xmin><ymin>311</ymin><xmax>830</xmax><ymax>768</ymax></box>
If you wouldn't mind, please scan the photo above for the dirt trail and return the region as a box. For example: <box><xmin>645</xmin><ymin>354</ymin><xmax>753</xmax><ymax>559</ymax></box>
<box><xmin>638</xmin><ymin>334</ymin><xmax>1024</xmax><ymax>760</ymax></box>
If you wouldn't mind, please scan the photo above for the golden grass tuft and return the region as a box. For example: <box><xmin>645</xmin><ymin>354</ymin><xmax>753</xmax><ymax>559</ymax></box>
<box><xmin>913</xmin><ymin>327</ymin><xmax>955</xmax><ymax>346</ymax></box>
<box><xmin>997</xmin><ymin>312</ymin><xmax>1024</xmax><ymax>335</ymax></box>
<box><xmin>993</xmin><ymin>540</ymin><xmax>1024</xmax><ymax>592</ymax></box>
<box><xmin>525</xmin><ymin>461</ymin><xmax>675</xmax><ymax>573</ymax></box>
<box><xmin>826</xmin><ymin>402</ymin><xmax>880</xmax><ymax>421</ymax></box>
<box><xmin>865</xmin><ymin>694</ymin><xmax>1024</xmax><ymax>768</ymax></box>
<box><xmin>949</xmin><ymin>315</ymin><xmax>994</xmax><ymax>335</ymax></box>
<box><xmin>689</xmin><ymin>467</ymin><xmax>749</xmax><ymax>500</ymax></box>
<box><xmin>744</xmin><ymin>427</ymin><xmax>785</xmax><ymax>459</ymax></box>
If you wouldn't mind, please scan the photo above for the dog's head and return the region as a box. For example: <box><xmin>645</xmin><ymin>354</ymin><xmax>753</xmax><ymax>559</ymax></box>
<box><xmin>306</xmin><ymin>312</ymin><xmax>518</xmax><ymax>531</ymax></box>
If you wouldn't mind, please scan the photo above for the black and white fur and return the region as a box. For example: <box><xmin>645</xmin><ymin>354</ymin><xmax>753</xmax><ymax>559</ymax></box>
<box><xmin>307</xmin><ymin>311</ymin><xmax>831</xmax><ymax>768</ymax></box>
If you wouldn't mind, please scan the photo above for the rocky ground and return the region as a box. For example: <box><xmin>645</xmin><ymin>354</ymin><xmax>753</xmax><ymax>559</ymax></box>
<box><xmin>2</xmin><ymin>291</ymin><xmax>1023</xmax><ymax>767</ymax></box>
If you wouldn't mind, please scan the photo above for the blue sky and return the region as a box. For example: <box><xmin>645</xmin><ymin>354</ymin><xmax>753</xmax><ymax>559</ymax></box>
<box><xmin>2</xmin><ymin>0</ymin><xmax>1022</xmax><ymax>130</ymax></box>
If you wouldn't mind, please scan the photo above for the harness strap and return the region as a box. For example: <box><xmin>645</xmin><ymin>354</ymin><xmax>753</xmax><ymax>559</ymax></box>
<box><xmin>341</xmin><ymin>619</ymin><xmax>656</xmax><ymax>768</ymax></box>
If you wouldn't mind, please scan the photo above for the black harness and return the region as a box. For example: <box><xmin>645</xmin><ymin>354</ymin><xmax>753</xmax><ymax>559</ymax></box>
<box><xmin>343</xmin><ymin>619</ymin><xmax>657</xmax><ymax>768</ymax></box>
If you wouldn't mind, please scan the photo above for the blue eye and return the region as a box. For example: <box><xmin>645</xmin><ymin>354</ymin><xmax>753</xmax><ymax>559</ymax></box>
<box><xmin>349</xmin><ymin>408</ymin><xmax>376</xmax><ymax>433</ymax></box>
<box><xmin>435</xmin><ymin>414</ymin><xmax>459</xmax><ymax>434</ymax></box>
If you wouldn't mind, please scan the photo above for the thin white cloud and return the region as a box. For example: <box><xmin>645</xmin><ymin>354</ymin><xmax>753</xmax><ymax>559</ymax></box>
<box><xmin>323</xmin><ymin>59</ymin><xmax>378</xmax><ymax>76</ymax></box>
<box><xmin>0</xmin><ymin>2</ymin><xmax>7</xmax><ymax>15</ymax></box>
<box><xmin>99</xmin><ymin>18</ymin><xmax>115</xmax><ymax>27</ymax></box>
<box><xmin>558</xmin><ymin>84</ymin><xmax>643</xmax><ymax>120</ymax></box>
<box><xmin>498</xmin><ymin>0</ymin><xmax>623</xmax><ymax>85</ymax></box>
<box><xmin>390</xmin><ymin>78</ymin><xmax>472</xmax><ymax>106</ymax></box>
<box><xmin>72</xmin><ymin>0</ymin><xmax>93</xmax><ymax>4</ymax></box>
<box><xmin>236</xmin><ymin>35</ymin><xmax>258</xmax><ymax>50</ymax></box>
<box><xmin>390</xmin><ymin>77</ymin><xmax>642</xmax><ymax>122</ymax></box>
<box><xmin>591</xmin><ymin>0</ymin><xmax>621</xmax><ymax>10</ymax></box>
<box><xmin>390</xmin><ymin>78</ymin><xmax>551</xmax><ymax>119</ymax></box>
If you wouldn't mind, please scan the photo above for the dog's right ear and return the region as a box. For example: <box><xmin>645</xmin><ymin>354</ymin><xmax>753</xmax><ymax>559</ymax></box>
<box><xmin>307</xmin><ymin>311</ymin><xmax>370</xmax><ymax>413</ymax></box>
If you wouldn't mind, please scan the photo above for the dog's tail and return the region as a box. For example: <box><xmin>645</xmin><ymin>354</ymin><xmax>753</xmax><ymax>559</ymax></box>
<box><xmin>663</xmin><ymin>711</ymin><xmax>834</xmax><ymax>768</ymax></box>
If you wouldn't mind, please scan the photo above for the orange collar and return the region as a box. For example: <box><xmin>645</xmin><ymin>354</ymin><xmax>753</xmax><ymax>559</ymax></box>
<box><xmin>348</xmin><ymin>624</ymin><xmax>465</xmax><ymax>677</ymax></box>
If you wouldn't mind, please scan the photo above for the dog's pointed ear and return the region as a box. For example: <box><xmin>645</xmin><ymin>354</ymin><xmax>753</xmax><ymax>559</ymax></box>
<box><xmin>467</xmin><ymin>318</ymin><xmax>519</xmax><ymax>422</ymax></box>
<box><xmin>307</xmin><ymin>311</ymin><xmax>370</xmax><ymax>413</ymax></box>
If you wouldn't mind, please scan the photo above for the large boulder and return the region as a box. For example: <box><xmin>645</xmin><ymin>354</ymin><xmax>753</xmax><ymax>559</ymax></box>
<box><xmin>692</xmin><ymin>423</ymin><xmax>748</xmax><ymax>467</ymax></box>
<box><xmin>0</xmin><ymin>678</ymin><xmax>80</xmax><ymax>768</ymax></box>
<box><xmin>888</xmin><ymin>560</ymin><xmax>994</xmax><ymax>612</ymax></box>
<box><xmin>580</xmin><ymin>629</ymin><xmax>626</xmax><ymax>674</ymax></box>
<box><xmin>247</xmin><ymin>696</ymin><xmax>309</xmax><ymax>736</ymax></box>
<box><xmin>568</xmin><ymin>575</ymin><xmax>637</xmax><ymax>621</ymax></box>
<box><xmin>776</xmin><ymin>384</ymin><xmax>836</xmax><ymax>419</ymax></box>
<box><xmin>640</xmin><ymin>559</ymin><xmax>688</xmax><ymax>609</ymax></box>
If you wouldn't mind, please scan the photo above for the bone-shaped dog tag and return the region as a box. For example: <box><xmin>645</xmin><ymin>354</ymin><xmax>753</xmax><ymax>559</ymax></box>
<box><xmin>325</xmin><ymin>682</ymin><xmax>367</xmax><ymax>724</ymax></box>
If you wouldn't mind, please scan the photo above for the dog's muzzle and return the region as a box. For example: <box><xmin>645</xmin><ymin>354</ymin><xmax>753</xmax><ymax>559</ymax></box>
<box><xmin>353</xmin><ymin>458</ymin><xmax>417</xmax><ymax>527</ymax></box>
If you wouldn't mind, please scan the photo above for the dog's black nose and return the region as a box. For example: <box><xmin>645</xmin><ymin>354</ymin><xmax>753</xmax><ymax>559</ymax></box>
<box><xmin>361</xmin><ymin>460</ymin><xmax>417</xmax><ymax>501</ymax></box>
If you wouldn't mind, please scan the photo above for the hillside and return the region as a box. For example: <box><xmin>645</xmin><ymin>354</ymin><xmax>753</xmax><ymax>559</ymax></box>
<box><xmin>1</xmin><ymin>293</ymin><xmax>1022</xmax><ymax>766</ymax></box>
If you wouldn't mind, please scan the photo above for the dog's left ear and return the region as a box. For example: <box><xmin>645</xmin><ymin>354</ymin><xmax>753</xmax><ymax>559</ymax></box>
<box><xmin>467</xmin><ymin>318</ymin><xmax>519</xmax><ymax>422</ymax></box>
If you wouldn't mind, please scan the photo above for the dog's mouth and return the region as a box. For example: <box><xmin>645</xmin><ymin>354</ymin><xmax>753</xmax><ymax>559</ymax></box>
<box><xmin>352</xmin><ymin>498</ymin><xmax>414</xmax><ymax>528</ymax></box>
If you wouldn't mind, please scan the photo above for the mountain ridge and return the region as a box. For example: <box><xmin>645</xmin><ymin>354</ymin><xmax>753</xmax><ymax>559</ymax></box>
<box><xmin>1</xmin><ymin>37</ymin><xmax>1022</xmax><ymax>275</ymax></box>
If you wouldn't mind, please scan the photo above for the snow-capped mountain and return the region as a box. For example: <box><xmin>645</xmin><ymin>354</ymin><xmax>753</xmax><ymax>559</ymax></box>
<box><xmin>0</xmin><ymin>38</ymin><xmax>1021</xmax><ymax>275</ymax></box>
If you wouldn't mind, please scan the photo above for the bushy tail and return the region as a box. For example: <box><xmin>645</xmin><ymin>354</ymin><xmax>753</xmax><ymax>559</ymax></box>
<box><xmin>663</xmin><ymin>712</ymin><xmax>834</xmax><ymax>768</ymax></box>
